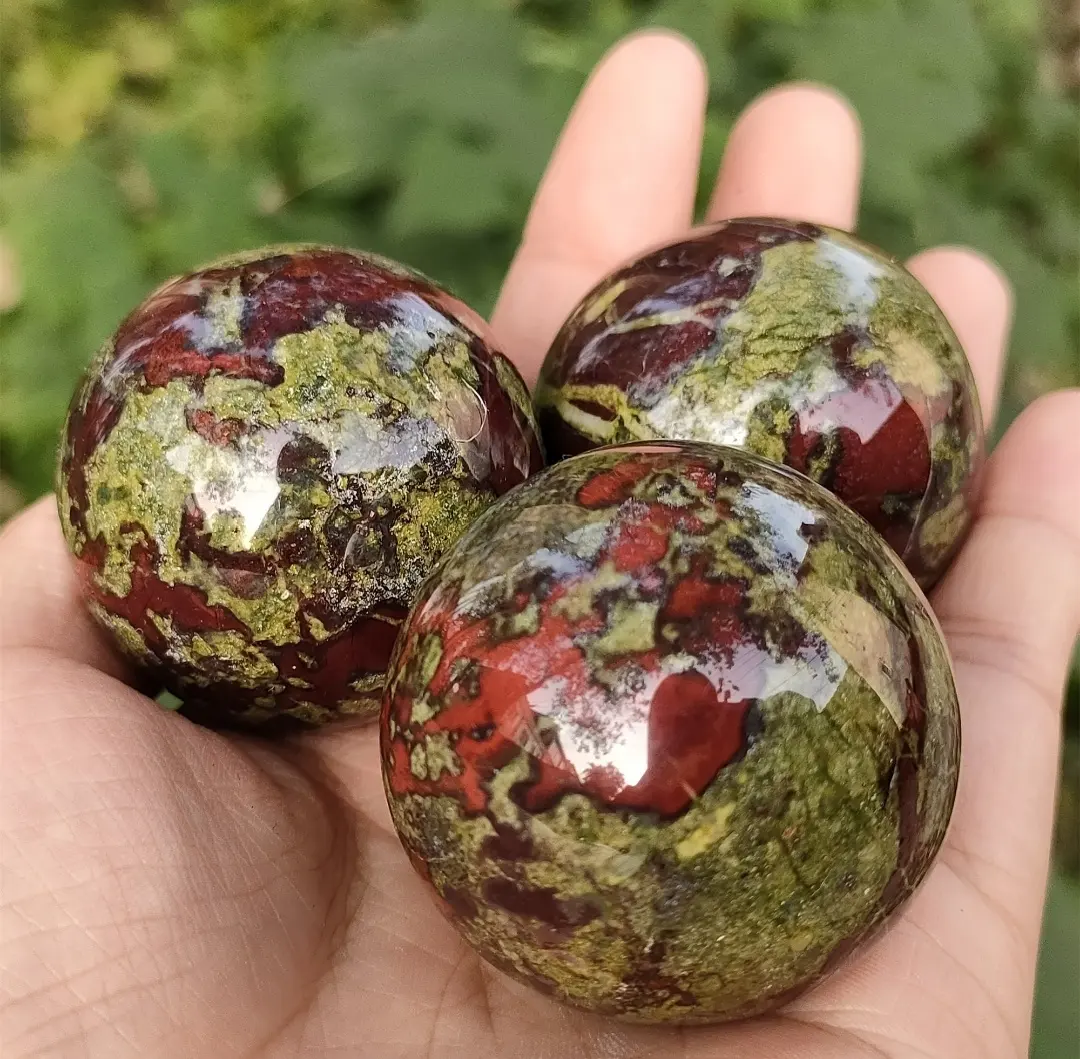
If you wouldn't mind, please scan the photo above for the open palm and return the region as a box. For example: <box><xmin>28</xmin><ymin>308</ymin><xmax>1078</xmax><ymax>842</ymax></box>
<box><xmin>2</xmin><ymin>33</ymin><xmax>1077</xmax><ymax>1059</ymax></box>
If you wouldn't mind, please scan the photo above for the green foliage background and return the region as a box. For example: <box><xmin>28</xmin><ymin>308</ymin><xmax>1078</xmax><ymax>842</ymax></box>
<box><xmin>1</xmin><ymin>0</ymin><xmax>1077</xmax><ymax>1051</ymax></box>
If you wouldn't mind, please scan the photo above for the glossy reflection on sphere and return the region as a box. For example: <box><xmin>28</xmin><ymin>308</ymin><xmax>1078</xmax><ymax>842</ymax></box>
<box><xmin>382</xmin><ymin>442</ymin><xmax>960</xmax><ymax>1023</ymax></box>
<box><xmin>58</xmin><ymin>245</ymin><xmax>544</xmax><ymax>729</ymax></box>
<box><xmin>536</xmin><ymin>218</ymin><xmax>984</xmax><ymax>586</ymax></box>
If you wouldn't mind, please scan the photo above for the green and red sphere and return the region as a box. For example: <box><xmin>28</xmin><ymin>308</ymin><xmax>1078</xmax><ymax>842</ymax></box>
<box><xmin>57</xmin><ymin>245</ymin><xmax>543</xmax><ymax>729</ymax></box>
<box><xmin>536</xmin><ymin>218</ymin><xmax>984</xmax><ymax>587</ymax></box>
<box><xmin>58</xmin><ymin>225</ymin><xmax>973</xmax><ymax>1024</ymax></box>
<box><xmin>381</xmin><ymin>442</ymin><xmax>961</xmax><ymax>1022</ymax></box>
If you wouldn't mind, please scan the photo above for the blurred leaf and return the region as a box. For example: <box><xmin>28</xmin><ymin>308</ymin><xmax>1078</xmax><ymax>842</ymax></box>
<box><xmin>0</xmin><ymin>147</ymin><xmax>146</xmax><ymax>494</ymax></box>
<box><xmin>1055</xmin><ymin>737</ymin><xmax>1079</xmax><ymax>877</ymax></box>
<box><xmin>390</xmin><ymin>10</ymin><xmax>557</xmax><ymax>183</ymax></box>
<box><xmin>270</xmin><ymin>31</ymin><xmax>400</xmax><ymax>195</ymax></box>
<box><xmin>386</xmin><ymin>127</ymin><xmax>515</xmax><ymax>239</ymax></box>
<box><xmin>1069</xmin><ymin>644</ymin><xmax>1080</xmax><ymax>731</ymax></box>
<box><xmin>770</xmin><ymin>0</ymin><xmax>992</xmax><ymax>212</ymax></box>
<box><xmin>912</xmin><ymin>188</ymin><xmax>1079</xmax><ymax>433</ymax></box>
<box><xmin>269</xmin><ymin>197</ymin><xmax>380</xmax><ymax>250</ymax></box>
<box><xmin>1</xmin><ymin>309</ymin><xmax>90</xmax><ymax>495</ymax></box>
<box><xmin>387</xmin><ymin>231</ymin><xmax>518</xmax><ymax>315</ymax></box>
<box><xmin>1032</xmin><ymin>873</ymin><xmax>1080</xmax><ymax>1059</ymax></box>
<box><xmin>136</xmin><ymin>133</ymin><xmax>272</xmax><ymax>272</ymax></box>
<box><xmin>695</xmin><ymin>108</ymin><xmax>736</xmax><ymax>216</ymax></box>
<box><xmin>1</xmin><ymin>149</ymin><xmax>145</xmax><ymax>348</ymax></box>
<box><xmin>389</xmin><ymin>12</ymin><xmax>529</xmax><ymax>126</ymax></box>
<box><xmin>110</xmin><ymin>13</ymin><xmax>177</xmax><ymax>83</ymax></box>
<box><xmin>737</xmin><ymin>0</ymin><xmax>819</xmax><ymax>23</ymax></box>
<box><xmin>974</xmin><ymin>0</ymin><xmax>1040</xmax><ymax>39</ymax></box>
<box><xmin>156</xmin><ymin>689</ymin><xmax>184</xmax><ymax>710</ymax></box>
<box><xmin>10</xmin><ymin>45</ymin><xmax>123</xmax><ymax>147</ymax></box>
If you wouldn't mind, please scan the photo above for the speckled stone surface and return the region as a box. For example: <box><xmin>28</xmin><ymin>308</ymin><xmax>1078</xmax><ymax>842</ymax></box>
<box><xmin>381</xmin><ymin>441</ymin><xmax>960</xmax><ymax>1023</ymax></box>
<box><xmin>536</xmin><ymin>218</ymin><xmax>984</xmax><ymax>587</ymax></box>
<box><xmin>58</xmin><ymin>245</ymin><xmax>544</xmax><ymax>729</ymax></box>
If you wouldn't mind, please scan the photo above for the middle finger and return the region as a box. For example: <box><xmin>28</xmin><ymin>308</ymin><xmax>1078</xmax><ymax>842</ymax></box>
<box><xmin>707</xmin><ymin>83</ymin><xmax>863</xmax><ymax>229</ymax></box>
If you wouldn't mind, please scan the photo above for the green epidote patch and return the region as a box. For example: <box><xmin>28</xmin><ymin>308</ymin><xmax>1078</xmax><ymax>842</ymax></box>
<box><xmin>394</xmin><ymin>671</ymin><xmax>901</xmax><ymax>1020</ymax></box>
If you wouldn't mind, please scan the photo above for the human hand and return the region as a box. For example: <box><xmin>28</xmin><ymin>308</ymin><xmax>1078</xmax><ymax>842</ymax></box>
<box><xmin>2</xmin><ymin>32</ymin><xmax>1078</xmax><ymax>1059</ymax></box>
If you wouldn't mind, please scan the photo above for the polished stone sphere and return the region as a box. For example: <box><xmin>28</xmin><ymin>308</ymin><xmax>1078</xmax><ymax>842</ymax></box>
<box><xmin>536</xmin><ymin>218</ymin><xmax>984</xmax><ymax>586</ymax></box>
<box><xmin>381</xmin><ymin>441</ymin><xmax>960</xmax><ymax>1022</ymax></box>
<box><xmin>58</xmin><ymin>245</ymin><xmax>544</xmax><ymax>729</ymax></box>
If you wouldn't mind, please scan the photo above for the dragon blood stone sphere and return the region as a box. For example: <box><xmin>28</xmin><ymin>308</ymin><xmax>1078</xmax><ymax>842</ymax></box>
<box><xmin>535</xmin><ymin>218</ymin><xmax>984</xmax><ymax>587</ymax></box>
<box><xmin>381</xmin><ymin>442</ymin><xmax>960</xmax><ymax>1023</ymax></box>
<box><xmin>58</xmin><ymin>245</ymin><xmax>544</xmax><ymax>729</ymax></box>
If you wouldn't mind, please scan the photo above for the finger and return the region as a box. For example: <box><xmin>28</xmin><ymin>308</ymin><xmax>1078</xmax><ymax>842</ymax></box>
<box><xmin>907</xmin><ymin>247</ymin><xmax>1012</xmax><ymax>428</ymax></box>
<box><xmin>933</xmin><ymin>389</ymin><xmax>1080</xmax><ymax>953</ymax></box>
<box><xmin>491</xmin><ymin>31</ymin><xmax>707</xmax><ymax>385</ymax></box>
<box><xmin>0</xmin><ymin>496</ymin><xmax>131</xmax><ymax>679</ymax></box>
<box><xmin>707</xmin><ymin>83</ymin><xmax>862</xmax><ymax>229</ymax></box>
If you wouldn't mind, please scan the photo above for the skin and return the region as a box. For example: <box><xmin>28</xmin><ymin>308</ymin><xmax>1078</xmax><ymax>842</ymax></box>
<box><xmin>382</xmin><ymin>443</ymin><xmax>961</xmax><ymax>1021</ymax></box>
<box><xmin>57</xmin><ymin>246</ymin><xmax>543</xmax><ymax>728</ymax></box>
<box><xmin>534</xmin><ymin>220</ymin><xmax>984</xmax><ymax>587</ymax></box>
<box><xmin>1</xmin><ymin>32</ymin><xmax>1077</xmax><ymax>1059</ymax></box>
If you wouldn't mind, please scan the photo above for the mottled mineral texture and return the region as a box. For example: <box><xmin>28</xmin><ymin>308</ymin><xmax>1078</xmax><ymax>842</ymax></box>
<box><xmin>382</xmin><ymin>441</ymin><xmax>960</xmax><ymax>1022</ymax></box>
<box><xmin>58</xmin><ymin>245</ymin><xmax>544</xmax><ymax>729</ymax></box>
<box><xmin>536</xmin><ymin>218</ymin><xmax>984</xmax><ymax>586</ymax></box>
